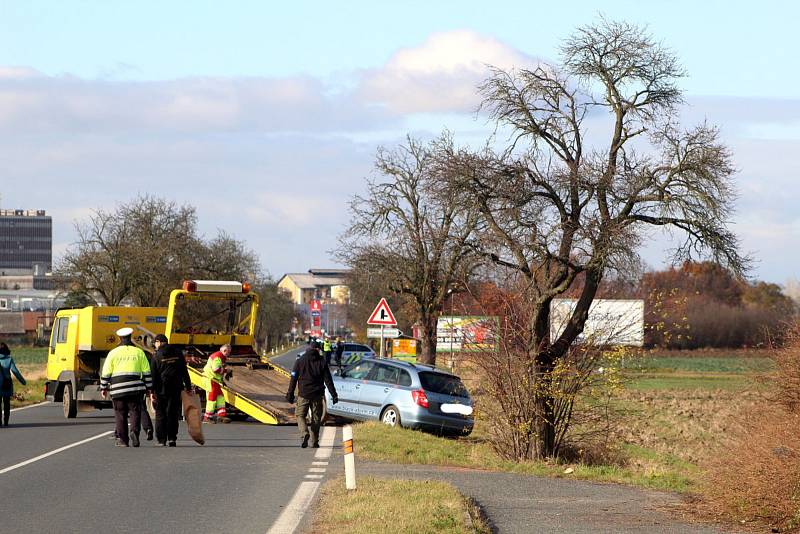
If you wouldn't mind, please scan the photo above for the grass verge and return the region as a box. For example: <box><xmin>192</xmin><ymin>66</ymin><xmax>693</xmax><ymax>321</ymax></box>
<box><xmin>9</xmin><ymin>378</ymin><xmax>47</xmax><ymax>408</ymax></box>
<box><xmin>311</xmin><ymin>476</ymin><xmax>490</xmax><ymax>534</ymax></box>
<box><xmin>353</xmin><ymin>421</ymin><xmax>693</xmax><ymax>492</ymax></box>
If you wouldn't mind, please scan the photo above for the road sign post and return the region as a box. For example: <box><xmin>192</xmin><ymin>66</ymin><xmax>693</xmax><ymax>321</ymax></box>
<box><xmin>367</xmin><ymin>298</ymin><xmax>397</xmax><ymax>360</ymax></box>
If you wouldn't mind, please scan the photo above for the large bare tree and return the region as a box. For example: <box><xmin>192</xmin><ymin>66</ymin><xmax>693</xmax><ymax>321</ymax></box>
<box><xmin>59</xmin><ymin>196</ymin><xmax>261</xmax><ymax>306</ymax></box>
<box><xmin>438</xmin><ymin>19</ymin><xmax>747</xmax><ymax>457</ymax></box>
<box><xmin>340</xmin><ymin>137</ymin><xmax>480</xmax><ymax>364</ymax></box>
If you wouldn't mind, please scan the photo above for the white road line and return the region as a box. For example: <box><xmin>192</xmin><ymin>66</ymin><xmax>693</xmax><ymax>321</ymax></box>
<box><xmin>266</xmin><ymin>481</ymin><xmax>322</xmax><ymax>534</ymax></box>
<box><xmin>311</xmin><ymin>461</ymin><xmax>328</xmax><ymax>466</ymax></box>
<box><xmin>308</xmin><ymin>467</ymin><xmax>326</xmax><ymax>473</ymax></box>
<box><xmin>265</xmin><ymin>426</ymin><xmax>338</xmax><ymax>534</ymax></box>
<box><xmin>313</xmin><ymin>425</ymin><xmax>336</xmax><ymax>460</ymax></box>
<box><xmin>0</xmin><ymin>430</ymin><xmax>114</xmax><ymax>475</ymax></box>
<box><xmin>10</xmin><ymin>401</ymin><xmax>51</xmax><ymax>412</ymax></box>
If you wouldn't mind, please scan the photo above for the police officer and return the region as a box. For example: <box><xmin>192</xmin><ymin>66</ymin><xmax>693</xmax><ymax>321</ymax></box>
<box><xmin>100</xmin><ymin>327</ymin><xmax>153</xmax><ymax>447</ymax></box>
<box><xmin>322</xmin><ymin>337</ymin><xmax>333</xmax><ymax>366</ymax></box>
<box><xmin>152</xmin><ymin>334</ymin><xmax>192</xmax><ymax>447</ymax></box>
<box><xmin>285</xmin><ymin>341</ymin><xmax>338</xmax><ymax>448</ymax></box>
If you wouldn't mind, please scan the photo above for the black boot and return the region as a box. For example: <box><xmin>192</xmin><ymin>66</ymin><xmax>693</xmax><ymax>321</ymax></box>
<box><xmin>130</xmin><ymin>432</ymin><xmax>140</xmax><ymax>447</ymax></box>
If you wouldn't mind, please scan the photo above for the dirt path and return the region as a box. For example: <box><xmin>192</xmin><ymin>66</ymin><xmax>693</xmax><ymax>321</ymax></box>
<box><xmin>357</xmin><ymin>461</ymin><xmax>736</xmax><ymax>534</ymax></box>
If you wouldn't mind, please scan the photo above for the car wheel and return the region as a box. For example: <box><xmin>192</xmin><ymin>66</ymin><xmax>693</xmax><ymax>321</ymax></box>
<box><xmin>381</xmin><ymin>405</ymin><xmax>401</xmax><ymax>427</ymax></box>
<box><xmin>63</xmin><ymin>382</ymin><xmax>77</xmax><ymax>419</ymax></box>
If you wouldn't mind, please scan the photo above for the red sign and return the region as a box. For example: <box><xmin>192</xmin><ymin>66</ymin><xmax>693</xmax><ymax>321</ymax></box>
<box><xmin>367</xmin><ymin>298</ymin><xmax>397</xmax><ymax>326</ymax></box>
<box><xmin>310</xmin><ymin>299</ymin><xmax>321</xmax><ymax>312</ymax></box>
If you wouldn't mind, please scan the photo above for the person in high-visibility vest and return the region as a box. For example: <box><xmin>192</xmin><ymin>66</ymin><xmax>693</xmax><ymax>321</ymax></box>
<box><xmin>322</xmin><ymin>338</ymin><xmax>333</xmax><ymax>366</ymax></box>
<box><xmin>100</xmin><ymin>327</ymin><xmax>154</xmax><ymax>447</ymax></box>
<box><xmin>203</xmin><ymin>344</ymin><xmax>231</xmax><ymax>423</ymax></box>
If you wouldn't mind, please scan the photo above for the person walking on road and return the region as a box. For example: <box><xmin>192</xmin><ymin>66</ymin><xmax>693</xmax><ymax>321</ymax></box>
<box><xmin>100</xmin><ymin>327</ymin><xmax>154</xmax><ymax>447</ymax></box>
<box><xmin>0</xmin><ymin>342</ymin><xmax>26</xmax><ymax>427</ymax></box>
<box><xmin>139</xmin><ymin>348</ymin><xmax>156</xmax><ymax>442</ymax></box>
<box><xmin>334</xmin><ymin>337</ymin><xmax>345</xmax><ymax>369</ymax></box>
<box><xmin>152</xmin><ymin>334</ymin><xmax>193</xmax><ymax>446</ymax></box>
<box><xmin>203</xmin><ymin>344</ymin><xmax>231</xmax><ymax>424</ymax></box>
<box><xmin>285</xmin><ymin>341</ymin><xmax>338</xmax><ymax>448</ymax></box>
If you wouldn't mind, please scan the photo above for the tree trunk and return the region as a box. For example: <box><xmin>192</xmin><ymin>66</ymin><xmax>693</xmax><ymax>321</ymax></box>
<box><xmin>418</xmin><ymin>315</ymin><xmax>438</xmax><ymax>365</ymax></box>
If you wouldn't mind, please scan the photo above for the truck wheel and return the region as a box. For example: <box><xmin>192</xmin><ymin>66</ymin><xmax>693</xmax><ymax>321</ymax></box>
<box><xmin>63</xmin><ymin>382</ymin><xmax>77</xmax><ymax>419</ymax></box>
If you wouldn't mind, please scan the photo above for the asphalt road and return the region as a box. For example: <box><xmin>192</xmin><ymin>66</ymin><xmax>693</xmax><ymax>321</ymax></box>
<box><xmin>271</xmin><ymin>345</ymin><xmax>307</xmax><ymax>373</ymax></box>
<box><xmin>0</xmin><ymin>402</ymin><xmax>340</xmax><ymax>534</ymax></box>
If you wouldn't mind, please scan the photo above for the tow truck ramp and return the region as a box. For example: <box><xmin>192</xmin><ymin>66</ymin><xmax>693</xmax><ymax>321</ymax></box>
<box><xmin>187</xmin><ymin>362</ymin><xmax>295</xmax><ymax>425</ymax></box>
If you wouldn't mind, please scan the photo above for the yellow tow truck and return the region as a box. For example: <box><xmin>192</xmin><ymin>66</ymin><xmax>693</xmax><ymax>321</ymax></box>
<box><xmin>45</xmin><ymin>280</ymin><xmax>294</xmax><ymax>424</ymax></box>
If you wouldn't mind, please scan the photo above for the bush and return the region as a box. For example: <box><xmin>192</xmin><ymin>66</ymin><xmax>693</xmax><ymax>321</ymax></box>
<box><xmin>702</xmin><ymin>324</ymin><xmax>800</xmax><ymax>531</ymax></box>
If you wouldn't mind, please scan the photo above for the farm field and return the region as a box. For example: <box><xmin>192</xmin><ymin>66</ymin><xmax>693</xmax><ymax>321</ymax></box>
<box><xmin>354</xmin><ymin>349</ymin><xmax>774</xmax><ymax>495</ymax></box>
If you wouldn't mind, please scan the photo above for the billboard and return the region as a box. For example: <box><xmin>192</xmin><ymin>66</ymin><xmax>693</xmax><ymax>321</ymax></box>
<box><xmin>436</xmin><ymin>316</ymin><xmax>498</xmax><ymax>352</ymax></box>
<box><xmin>550</xmin><ymin>299</ymin><xmax>644</xmax><ymax>346</ymax></box>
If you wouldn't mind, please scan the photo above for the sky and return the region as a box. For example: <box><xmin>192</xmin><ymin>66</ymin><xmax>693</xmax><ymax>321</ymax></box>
<box><xmin>0</xmin><ymin>1</ymin><xmax>797</xmax><ymax>284</ymax></box>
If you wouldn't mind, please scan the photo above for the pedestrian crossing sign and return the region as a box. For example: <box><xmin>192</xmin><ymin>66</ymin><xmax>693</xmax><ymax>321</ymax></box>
<box><xmin>367</xmin><ymin>298</ymin><xmax>397</xmax><ymax>326</ymax></box>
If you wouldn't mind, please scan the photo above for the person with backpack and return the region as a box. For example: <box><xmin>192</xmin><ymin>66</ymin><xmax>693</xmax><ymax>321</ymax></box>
<box><xmin>0</xmin><ymin>342</ymin><xmax>27</xmax><ymax>427</ymax></box>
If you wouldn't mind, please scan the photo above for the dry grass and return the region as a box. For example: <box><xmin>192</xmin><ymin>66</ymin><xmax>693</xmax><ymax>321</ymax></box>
<box><xmin>310</xmin><ymin>476</ymin><xmax>489</xmax><ymax>534</ymax></box>
<box><xmin>697</xmin><ymin>327</ymin><xmax>800</xmax><ymax>532</ymax></box>
<box><xmin>618</xmin><ymin>387</ymin><xmax>767</xmax><ymax>466</ymax></box>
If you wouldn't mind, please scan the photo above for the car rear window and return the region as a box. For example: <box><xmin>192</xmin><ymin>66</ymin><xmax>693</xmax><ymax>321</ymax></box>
<box><xmin>345</xmin><ymin>344</ymin><xmax>371</xmax><ymax>352</ymax></box>
<box><xmin>418</xmin><ymin>372</ymin><xmax>469</xmax><ymax>398</ymax></box>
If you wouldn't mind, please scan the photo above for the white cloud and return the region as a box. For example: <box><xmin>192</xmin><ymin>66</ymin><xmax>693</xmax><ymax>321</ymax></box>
<box><xmin>0</xmin><ymin>73</ymin><xmax>396</xmax><ymax>135</ymax></box>
<box><xmin>359</xmin><ymin>30</ymin><xmax>539</xmax><ymax>114</ymax></box>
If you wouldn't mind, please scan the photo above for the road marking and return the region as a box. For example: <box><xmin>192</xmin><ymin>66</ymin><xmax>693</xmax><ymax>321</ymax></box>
<box><xmin>266</xmin><ymin>426</ymin><xmax>337</xmax><ymax>534</ymax></box>
<box><xmin>10</xmin><ymin>401</ymin><xmax>50</xmax><ymax>413</ymax></box>
<box><xmin>0</xmin><ymin>430</ymin><xmax>114</xmax><ymax>475</ymax></box>
<box><xmin>311</xmin><ymin>461</ymin><xmax>328</xmax><ymax>466</ymax></box>
<box><xmin>308</xmin><ymin>467</ymin><xmax>326</xmax><ymax>473</ymax></box>
<box><xmin>266</xmin><ymin>481</ymin><xmax>322</xmax><ymax>534</ymax></box>
<box><xmin>314</xmin><ymin>425</ymin><xmax>336</xmax><ymax>460</ymax></box>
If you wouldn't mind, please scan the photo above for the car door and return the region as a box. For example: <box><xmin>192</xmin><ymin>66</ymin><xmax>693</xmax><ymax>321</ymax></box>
<box><xmin>358</xmin><ymin>363</ymin><xmax>400</xmax><ymax>419</ymax></box>
<box><xmin>331</xmin><ymin>360</ymin><xmax>375</xmax><ymax>420</ymax></box>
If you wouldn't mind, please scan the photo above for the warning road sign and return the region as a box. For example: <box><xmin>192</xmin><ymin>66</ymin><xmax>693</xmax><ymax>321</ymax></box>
<box><xmin>367</xmin><ymin>298</ymin><xmax>397</xmax><ymax>326</ymax></box>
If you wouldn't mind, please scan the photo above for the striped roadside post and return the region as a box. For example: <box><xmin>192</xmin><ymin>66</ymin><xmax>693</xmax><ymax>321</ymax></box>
<box><xmin>343</xmin><ymin>424</ymin><xmax>356</xmax><ymax>490</ymax></box>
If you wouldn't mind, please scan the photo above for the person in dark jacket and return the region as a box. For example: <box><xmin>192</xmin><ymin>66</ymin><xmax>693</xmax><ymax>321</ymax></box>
<box><xmin>0</xmin><ymin>342</ymin><xmax>26</xmax><ymax>427</ymax></box>
<box><xmin>152</xmin><ymin>334</ymin><xmax>193</xmax><ymax>447</ymax></box>
<box><xmin>139</xmin><ymin>349</ymin><xmax>156</xmax><ymax>442</ymax></box>
<box><xmin>285</xmin><ymin>341</ymin><xmax>338</xmax><ymax>448</ymax></box>
<box><xmin>334</xmin><ymin>337</ymin><xmax>345</xmax><ymax>368</ymax></box>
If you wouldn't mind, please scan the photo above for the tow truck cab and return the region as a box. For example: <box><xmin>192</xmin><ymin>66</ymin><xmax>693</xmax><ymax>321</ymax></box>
<box><xmin>45</xmin><ymin>306</ymin><xmax>167</xmax><ymax>418</ymax></box>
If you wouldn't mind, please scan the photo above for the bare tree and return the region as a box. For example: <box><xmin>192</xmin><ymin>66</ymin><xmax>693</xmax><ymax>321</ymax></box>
<box><xmin>339</xmin><ymin>136</ymin><xmax>480</xmax><ymax>364</ymax></box>
<box><xmin>438</xmin><ymin>19</ymin><xmax>747</xmax><ymax>458</ymax></box>
<box><xmin>255</xmin><ymin>279</ymin><xmax>296</xmax><ymax>352</ymax></box>
<box><xmin>122</xmin><ymin>196</ymin><xmax>197</xmax><ymax>306</ymax></box>
<box><xmin>59</xmin><ymin>205</ymin><xmax>141</xmax><ymax>306</ymax></box>
<box><xmin>58</xmin><ymin>196</ymin><xmax>261</xmax><ymax>306</ymax></box>
<box><xmin>194</xmin><ymin>230</ymin><xmax>261</xmax><ymax>283</ymax></box>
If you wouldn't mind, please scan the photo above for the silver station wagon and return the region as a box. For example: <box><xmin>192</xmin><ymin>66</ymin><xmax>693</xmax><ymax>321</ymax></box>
<box><xmin>325</xmin><ymin>358</ymin><xmax>473</xmax><ymax>435</ymax></box>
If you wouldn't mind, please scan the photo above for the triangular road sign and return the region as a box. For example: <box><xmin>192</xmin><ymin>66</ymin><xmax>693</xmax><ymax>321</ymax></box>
<box><xmin>367</xmin><ymin>297</ymin><xmax>397</xmax><ymax>326</ymax></box>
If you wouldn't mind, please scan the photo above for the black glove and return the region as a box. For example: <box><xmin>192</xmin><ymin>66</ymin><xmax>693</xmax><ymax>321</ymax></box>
<box><xmin>225</xmin><ymin>369</ymin><xmax>233</xmax><ymax>379</ymax></box>
<box><xmin>331</xmin><ymin>395</ymin><xmax>338</xmax><ymax>405</ymax></box>
<box><xmin>285</xmin><ymin>393</ymin><xmax>295</xmax><ymax>404</ymax></box>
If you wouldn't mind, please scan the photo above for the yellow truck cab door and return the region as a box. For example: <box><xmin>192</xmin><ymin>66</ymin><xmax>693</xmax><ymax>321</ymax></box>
<box><xmin>47</xmin><ymin>313</ymin><xmax>80</xmax><ymax>417</ymax></box>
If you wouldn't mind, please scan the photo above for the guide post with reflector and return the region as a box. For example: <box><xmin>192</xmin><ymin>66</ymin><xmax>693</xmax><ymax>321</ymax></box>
<box><xmin>343</xmin><ymin>424</ymin><xmax>356</xmax><ymax>490</ymax></box>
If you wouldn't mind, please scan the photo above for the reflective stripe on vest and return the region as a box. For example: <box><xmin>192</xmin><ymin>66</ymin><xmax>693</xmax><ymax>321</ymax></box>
<box><xmin>100</xmin><ymin>345</ymin><xmax>152</xmax><ymax>397</ymax></box>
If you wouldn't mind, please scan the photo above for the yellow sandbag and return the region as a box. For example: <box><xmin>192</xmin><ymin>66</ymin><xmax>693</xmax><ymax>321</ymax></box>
<box><xmin>181</xmin><ymin>390</ymin><xmax>205</xmax><ymax>445</ymax></box>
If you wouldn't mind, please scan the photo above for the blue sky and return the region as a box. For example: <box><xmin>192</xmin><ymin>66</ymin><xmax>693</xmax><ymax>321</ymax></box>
<box><xmin>0</xmin><ymin>1</ymin><xmax>797</xmax><ymax>284</ymax></box>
